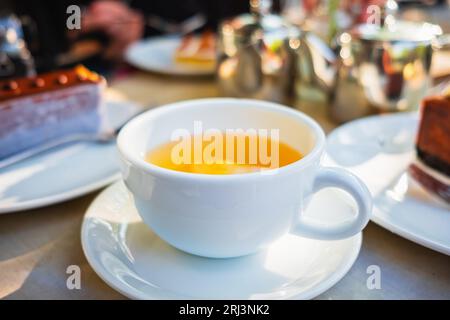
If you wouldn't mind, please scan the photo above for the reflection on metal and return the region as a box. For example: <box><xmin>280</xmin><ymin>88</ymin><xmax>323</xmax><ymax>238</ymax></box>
<box><xmin>293</xmin><ymin>20</ymin><xmax>444</xmax><ymax>123</ymax></box>
<box><xmin>217</xmin><ymin>0</ymin><xmax>299</xmax><ymax>104</ymax></box>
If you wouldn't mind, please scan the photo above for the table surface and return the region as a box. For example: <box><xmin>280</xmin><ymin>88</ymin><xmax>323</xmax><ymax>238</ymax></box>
<box><xmin>1</xmin><ymin>69</ymin><xmax>449</xmax><ymax>300</ymax></box>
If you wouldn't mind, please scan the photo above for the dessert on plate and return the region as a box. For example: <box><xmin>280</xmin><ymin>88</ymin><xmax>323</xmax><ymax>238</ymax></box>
<box><xmin>408</xmin><ymin>85</ymin><xmax>450</xmax><ymax>204</ymax></box>
<box><xmin>0</xmin><ymin>65</ymin><xmax>106</xmax><ymax>161</ymax></box>
<box><xmin>174</xmin><ymin>31</ymin><xmax>215</xmax><ymax>67</ymax></box>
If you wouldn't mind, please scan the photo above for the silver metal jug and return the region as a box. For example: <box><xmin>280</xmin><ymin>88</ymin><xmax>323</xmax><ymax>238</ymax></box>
<box><xmin>216</xmin><ymin>0</ymin><xmax>300</xmax><ymax>104</ymax></box>
<box><xmin>294</xmin><ymin>18</ymin><xmax>449</xmax><ymax>123</ymax></box>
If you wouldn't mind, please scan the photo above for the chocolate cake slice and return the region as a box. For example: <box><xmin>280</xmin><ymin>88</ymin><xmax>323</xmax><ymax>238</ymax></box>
<box><xmin>0</xmin><ymin>65</ymin><xmax>106</xmax><ymax>161</ymax></box>
<box><xmin>409</xmin><ymin>87</ymin><xmax>450</xmax><ymax>203</ymax></box>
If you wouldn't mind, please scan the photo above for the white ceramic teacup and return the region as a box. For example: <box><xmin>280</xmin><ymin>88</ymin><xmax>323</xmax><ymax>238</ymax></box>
<box><xmin>117</xmin><ymin>98</ymin><xmax>372</xmax><ymax>258</ymax></box>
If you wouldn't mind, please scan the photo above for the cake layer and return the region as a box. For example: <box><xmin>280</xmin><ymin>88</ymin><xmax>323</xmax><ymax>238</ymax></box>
<box><xmin>409</xmin><ymin>160</ymin><xmax>450</xmax><ymax>204</ymax></box>
<box><xmin>417</xmin><ymin>147</ymin><xmax>450</xmax><ymax>177</ymax></box>
<box><xmin>0</xmin><ymin>66</ymin><xmax>105</xmax><ymax>160</ymax></box>
<box><xmin>416</xmin><ymin>94</ymin><xmax>450</xmax><ymax>177</ymax></box>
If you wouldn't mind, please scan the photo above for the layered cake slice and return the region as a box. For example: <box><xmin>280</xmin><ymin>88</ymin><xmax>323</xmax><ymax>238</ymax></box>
<box><xmin>0</xmin><ymin>65</ymin><xmax>106</xmax><ymax>161</ymax></box>
<box><xmin>408</xmin><ymin>86</ymin><xmax>450</xmax><ymax>203</ymax></box>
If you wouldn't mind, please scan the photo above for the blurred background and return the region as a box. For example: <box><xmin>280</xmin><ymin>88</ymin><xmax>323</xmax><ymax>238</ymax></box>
<box><xmin>1</xmin><ymin>0</ymin><xmax>450</xmax><ymax>122</ymax></box>
<box><xmin>1</xmin><ymin>0</ymin><xmax>448</xmax><ymax>71</ymax></box>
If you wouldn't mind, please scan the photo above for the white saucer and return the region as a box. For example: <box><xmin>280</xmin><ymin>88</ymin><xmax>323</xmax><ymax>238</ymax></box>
<box><xmin>125</xmin><ymin>36</ymin><xmax>215</xmax><ymax>76</ymax></box>
<box><xmin>326</xmin><ymin>112</ymin><xmax>450</xmax><ymax>255</ymax></box>
<box><xmin>81</xmin><ymin>181</ymin><xmax>362</xmax><ymax>300</ymax></box>
<box><xmin>0</xmin><ymin>100</ymin><xmax>142</xmax><ymax>214</ymax></box>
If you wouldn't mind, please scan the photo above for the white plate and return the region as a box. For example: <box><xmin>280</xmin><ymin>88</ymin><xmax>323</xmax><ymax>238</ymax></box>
<box><xmin>81</xmin><ymin>181</ymin><xmax>362</xmax><ymax>300</ymax></box>
<box><xmin>125</xmin><ymin>36</ymin><xmax>215</xmax><ymax>76</ymax></box>
<box><xmin>326</xmin><ymin>112</ymin><xmax>450</xmax><ymax>255</ymax></box>
<box><xmin>0</xmin><ymin>100</ymin><xmax>141</xmax><ymax>214</ymax></box>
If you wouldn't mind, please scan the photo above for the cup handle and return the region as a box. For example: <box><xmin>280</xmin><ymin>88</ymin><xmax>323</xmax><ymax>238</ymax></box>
<box><xmin>293</xmin><ymin>167</ymin><xmax>372</xmax><ymax>240</ymax></box>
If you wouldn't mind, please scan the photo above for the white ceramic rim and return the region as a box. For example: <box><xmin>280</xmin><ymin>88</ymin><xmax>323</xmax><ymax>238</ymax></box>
<box><xmin>117</xmin><ymin>98</ymin><xmax>326</xmax><ymax>183</ymax></box>
<box><xmin>326</xmin><ymin>111</ymin><xmax>450</xmax><ymax>256</ymax></box>
<box><xmin>0</xmin><ymin>173</ymin><xmax>120</xmax><ymax>214</ymax></box>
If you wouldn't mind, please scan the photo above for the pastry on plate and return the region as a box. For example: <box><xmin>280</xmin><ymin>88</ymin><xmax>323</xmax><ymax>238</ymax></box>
<box><xmin>174</xmin><ymin>31</ymin><xmax>215</xmax><ymax>67</ymax></box>
<box><xmin>409</xmin><ymin>85</ymin><xmax>450</xmax><ymax>204</ymax></box>
<box><xmin>0</xmin><ymin>65</ymin><xmax>106</xmax><ymax>161</ymax></box>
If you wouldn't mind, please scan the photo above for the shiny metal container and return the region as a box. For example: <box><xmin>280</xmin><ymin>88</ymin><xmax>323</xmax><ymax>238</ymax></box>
<box><xmin>0</xmin><ymin>14</ymin><xmax>35</xmax><ymax>79</ymax></box>
<box><xmin>333</xmin><ymin>22</ymin><xmax>439</xmax><ymax>116</ymax></box>
<box><xmin>294</xmin><ymin>20</ymin><xmax>448</xmax><ymax>123</ymax></box>
<box><xmin>216</xmin><ymin>6</ymin><xmax>300</xmax><ymax>103</ymax></box>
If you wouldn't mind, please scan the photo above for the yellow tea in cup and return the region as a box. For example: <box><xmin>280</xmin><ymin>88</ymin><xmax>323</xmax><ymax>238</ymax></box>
<box><xmin>146</xmin><ymin>133</ymin><xmax>302</xmax><ymax>175</ymax></box>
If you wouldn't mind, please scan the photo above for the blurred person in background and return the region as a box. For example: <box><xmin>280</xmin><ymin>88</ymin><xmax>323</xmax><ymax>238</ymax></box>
<box><xmin>1</xmin><ymin>0</ymin><xmax>254</xmax><ymax>73</ymax></box>
<box><xmin>2</xmin><ymin>0</ymin><xmax>444</xmax><ymax>74</ymax></box>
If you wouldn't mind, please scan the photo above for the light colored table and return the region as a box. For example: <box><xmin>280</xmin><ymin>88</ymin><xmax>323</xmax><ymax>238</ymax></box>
<box><xmin>0</xmin><ymin>71</ymin><xmax>449</xmax><ymax>300</ymax></box>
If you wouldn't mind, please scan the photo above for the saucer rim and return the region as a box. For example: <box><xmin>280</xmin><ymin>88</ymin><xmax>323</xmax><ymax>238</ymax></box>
<box><xmin>0</xmin><ymin>174</ymin><xmax>120</xmax><ymax>214</ymax></box>
<box><xmin>81</xmin><ymin>181</ymin><xmax>363</xmax><ymax>300</ymax></box>
<box><xmin>326</xmin><ymin>111</ymin><xmax>450</xmax><ymax>256</ymax></box>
